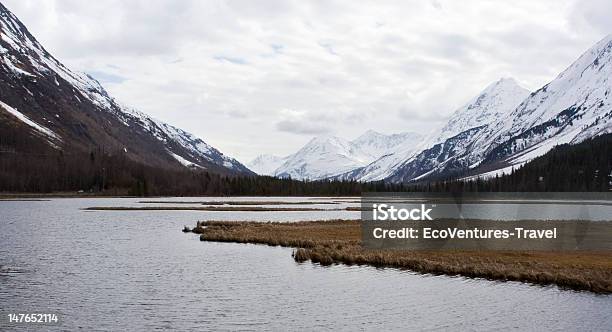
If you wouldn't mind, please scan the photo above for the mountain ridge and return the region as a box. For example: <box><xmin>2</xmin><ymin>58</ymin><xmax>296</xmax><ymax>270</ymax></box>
<box><xmin>386</xmin><ymin>35</ymin><xmax>612</xmax><ymax>183</ymax></box>
<box><xmin>248</xmin><ymin>130</ymin><xmax>423</xmax><ymax>180</ymax></box>
<box><xmin>0</xmin><ymin>2</ymin><xmax>252</xmax><ymax>176</ymax></box>
<box><xmin>344</xmin><ymin>77</ymin><xmax>530</xmax><ymax>182</ymax></box>
<box><xmin>273</xmin><ymin>135</ymin><xmax>374</xmax><ymax>180</ymax></box>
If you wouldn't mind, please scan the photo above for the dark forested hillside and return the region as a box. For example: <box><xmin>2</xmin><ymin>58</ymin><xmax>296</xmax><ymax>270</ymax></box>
<box><xmin>408</xmin><ymin>133</ymin><xmax>612</xmax><ymax>192</ymax></box>
<box><xmin>0</xmin><ymin>2</ymin><xmax>252</xmax><ymax>178</ymax></box>
<box><xmin>0</xmin><ymin>132</ymin><xmax>407</xmax><ymax>196</ymax></box>
<box><xmin>2</xmin><ymin>132</ymin><xmax>609</xmax><ymax>196</ymax></box>
<box><xmin>485</xmin><ymin>133</ymin><xmax>611</xmax><ymax>191</ymax></box>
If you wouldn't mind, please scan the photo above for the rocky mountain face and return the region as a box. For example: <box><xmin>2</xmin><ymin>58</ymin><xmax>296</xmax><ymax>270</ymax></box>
<box><xmin>0</xmin><ymin>3</ymin><xmax>252</xmax><ymax>176</ymax></box>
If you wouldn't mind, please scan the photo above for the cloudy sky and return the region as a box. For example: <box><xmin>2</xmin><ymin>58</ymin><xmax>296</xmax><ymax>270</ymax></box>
<box><xmin>3</xmin><ymin>0</ymin><xmax>611</xmax><ymax>163</ymax></box>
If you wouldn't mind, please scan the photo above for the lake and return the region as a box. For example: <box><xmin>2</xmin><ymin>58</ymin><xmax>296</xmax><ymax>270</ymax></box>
<box><xmin>1</xmin><ymin>197</ymin><xmax>611</xmax><ymax>331</ymax></box>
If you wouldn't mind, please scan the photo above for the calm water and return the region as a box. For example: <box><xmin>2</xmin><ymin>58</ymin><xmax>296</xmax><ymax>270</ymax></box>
<box><xmin>1</xmin><ymin>197</ymin><xmax>611</xmax><ymax>331</ymax></box>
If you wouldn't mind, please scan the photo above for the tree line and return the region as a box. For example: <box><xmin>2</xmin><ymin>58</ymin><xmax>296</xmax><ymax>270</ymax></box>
<box><xmin>0</xmin><ymin>142</ymin><xmax>406</xmax><ymax>196</ymax></box>
<box><xmin>409</xmin><ymin>133</ymin><xmax>612</xmax><ymax>192</ymax></box>
<box><xmin>1</xmin><ymin>130</ymin><xmax>610</xmax><ymax>195</ymax></box>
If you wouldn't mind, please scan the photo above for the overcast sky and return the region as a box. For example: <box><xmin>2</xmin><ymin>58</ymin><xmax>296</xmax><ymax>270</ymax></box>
<box><xmin>3</xmin><ymin>0</ymin><xmax>611</xmax><ymax>163</ymax></box>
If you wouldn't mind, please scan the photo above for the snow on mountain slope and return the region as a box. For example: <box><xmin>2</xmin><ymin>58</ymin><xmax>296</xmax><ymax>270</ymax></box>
<box><xmin>277</xmin><ymin>35</ymin><xmax>612</xmax><ymax>184</ymax></box>
<box><xmin>386</xmin><ymin>35</ymin><xmax>612</xmax><ymax>183</ymax></box>
<box><xmin>347</xmin><ymin>78</ymin><xmax>530</xmax><ymax>182</ymax></box>
<box><xmin>0</xmin><ymin>5</ymin><xmax>114</xmax><ymax>110</ymax></box>
<box><xmin>117</xmin><ymin>105</ymin><xmax>249</xmax><ymax>172</ymax></box>
<box><xmin>351</xmin><ymin>130</ymin><xmax>423</xmax><ymax>159</ymax></box>
<box><xmin>0</xmin><ymin>99</ymin><xmax>60</xmax><ymax>142</ymax></box>
<box><xmin>273</xmin><ymin>135</ymin><xmax>375</xmax><ymax>180</ymax></box>
<box><xmin>501</xmin><ymin>35</ymin><xmax>612</xmax><ymax>138</ymax></box>
<box><xmin>271</xmin><ymin>131</ymin><xmax>424</xmax><ymax>180</ymax></box>
<box><xmin>0</xmin><ymin>2</ymin><xmax>251</xmax><ymax>175</ymax></box>
<box><xmin>431</xmin><ymin>78</ymin><xmax>531</xmax><ymax>145</ymax></box>
<box><xmin>386</xmin><ymin>125</ymin><xmax>495</xmax><ymax>182</ymax></box>
<box><xmin>247</xmin><ymin>154</ymin><xmax>288</xmax><ymax>176</ymax></box>
<box><xmin>335</xmin><ymin>132</ymin><xmax>427</xmax><ymax>182</ymax></box>
<box><xmin>478</xmin><ymin>34</ymin><xmax>612</xmax><ymax>167</ymax></box>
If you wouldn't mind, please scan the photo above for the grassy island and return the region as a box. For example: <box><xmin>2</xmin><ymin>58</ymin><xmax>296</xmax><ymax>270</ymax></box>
<box><xmin>186</xmin><ymin>220</ymin><xmax>612</xmax><ymax>293</ymax></box>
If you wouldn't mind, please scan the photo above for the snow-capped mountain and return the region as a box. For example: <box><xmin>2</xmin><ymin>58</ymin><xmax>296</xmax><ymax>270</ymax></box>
<box><xmin>0</xmin><ymin>3</ymin><xmax>252</xmax><ymax>175</ymax></box>
<box><xmin>335</xmin><ymin>140</ymin><xmax>428</xmax><ymax>182</ymax></box>
<box><xmin>352</xmin><ymin>130</ymin><xmax>423</xmax><ymax>158</ymax></box>
<box><xmin>116</xmin><ymin>105</ymin><xmax>250</xmax><ymax>172</ymax></box>
<box><xmin>431</xmin><ymin>78</ymin><xmax>531</xmax><ymax>145</ymax></box>
<box><xmin>275</xmin><ymin>34</ymin><xmax>612</xmax><ymax>184</ymax></box>
<box><xmin>247</xmin><ymin>154</ymin><xmax>288</xmax><ymax>176</ymax></box>
<box><xmin>344</xmin><ymin>78</ymin><xmax>530</xmax><ymax>182</ymax></box>
<box><xmin>478</xmin><ymin>34</ymin><xmax>612</xmax><ymax>169</ymax></box>
<box><xmin>386</xmin><ymin>35</ymin><xmax>612</xmax><ymax>183</ymax></box>
<box><xmin>273</xmin><ymin>135</ymin><xmax>373</xmax><ymax>180</ymax></box>
<box><xmin>269</xmin><ymin>131</ymin><xmax>423</xmax><ymax>180</ymax></box>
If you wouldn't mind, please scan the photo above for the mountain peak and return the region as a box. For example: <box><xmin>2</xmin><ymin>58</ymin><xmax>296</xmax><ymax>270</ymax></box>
<box><xmin>468</xmin><ymin>77</ymin><xmax>528</xmax><ymax>110</ymax></box>
<box><xmin>357</xmin><ymin>129</ymin><xmax>383</xmax><ymax>138</ymax></box>
<box><xmin>352</xmin><ymin>129</ymin><xmax>391</xmax><ymax>143</ymax></box>
<box><xmin>274</xmin><ymin>135</ymin><xmax>373</xmax><ymax>180</ymax></box>
<box><xmin>480</xmin><ymin>77</ymin><xmax>525</xmax><ymax>97</ymax></box>
<box><xmin>306</xmin><ymin>134</ymin><xmax>347</xmax><ymax>146</ymax></box>
<box><xmin>302</xmin><ymin>135</ymin><xmax>356</xmax><ymax>155</ymax></box>
<box><xmin>495</xmin><ymin>76</ymin><xmax>517</xmax><ymax>84</ymax></box>
<box><xmin>432</xmin><ymin>78</ymin><xmax>530</xmax><ymax>143</ymax></box>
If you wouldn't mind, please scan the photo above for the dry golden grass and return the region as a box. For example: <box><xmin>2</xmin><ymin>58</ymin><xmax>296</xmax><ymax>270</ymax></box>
<box><xmin>192</xmin><ymin>220</ymin><xmax>612</xmax><ymax>293</ymax></box>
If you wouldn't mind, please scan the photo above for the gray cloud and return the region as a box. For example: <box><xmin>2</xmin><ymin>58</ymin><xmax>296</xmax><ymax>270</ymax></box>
<box><xmin>276</xmin><ymin>120</ymin><xmax>331</xmax><ymax>135</ymax></box>
<box><xmin>569</xmin><ymin>0</ymin><xmax>612</xmax><ymax>35</ymax></box>
<box><xmin>397</xmin><ymin>107</ymin><xmax>448</xmax><ymax>123</ymax></box>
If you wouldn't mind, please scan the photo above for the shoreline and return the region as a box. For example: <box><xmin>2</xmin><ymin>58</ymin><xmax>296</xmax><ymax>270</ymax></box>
<box><xmin>186</xmin><ymin>220</ymin><xmax>612</xmax><ymax>294</ymax></box>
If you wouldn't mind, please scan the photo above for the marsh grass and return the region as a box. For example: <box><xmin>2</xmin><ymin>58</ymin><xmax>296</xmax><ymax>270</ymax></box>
<box><xmin>192</xmin><ymin>220</ymin><xmax>612</xmax><ymax>293</ymax></box>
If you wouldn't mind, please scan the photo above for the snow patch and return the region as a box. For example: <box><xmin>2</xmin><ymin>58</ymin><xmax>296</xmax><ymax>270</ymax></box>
<box><xmin>169</xmin><ymin>152</ymin><xmax>202</xmax><ymax>168</ymax></box>
<box><xmin>508</xmin><ymin>128</ymin><xmax>582</xmax><ymax>165</ymax></box>
<box><xmin>0</xmin><ymin>99</ymin><xmax>60</xmax><ymax>141</ymax></box>
<box><xmin>462</xmin><ymin>163</ymin><xmax>525</xmax><ymax>181</ymax></box>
